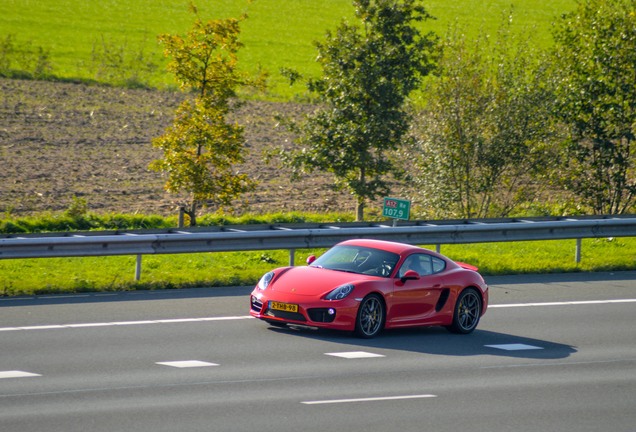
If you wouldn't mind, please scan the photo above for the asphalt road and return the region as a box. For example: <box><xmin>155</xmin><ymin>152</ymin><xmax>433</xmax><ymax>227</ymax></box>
<box><xmin>1</xmin><ymin>272</ymin><xmax>635</xmax><ymax>432</ymax></box>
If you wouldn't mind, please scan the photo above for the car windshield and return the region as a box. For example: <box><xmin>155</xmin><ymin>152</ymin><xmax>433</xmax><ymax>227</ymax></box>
<box><xmin>310</xmin><ymin>245</ymin><xmax>400</xmax><ymax>278</ymax></box>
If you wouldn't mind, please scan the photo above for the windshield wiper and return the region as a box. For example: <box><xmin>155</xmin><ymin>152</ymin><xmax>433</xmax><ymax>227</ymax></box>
<box><xmin>329</xmin><ymin>268</ymin><xmax>360</xmax><ymax>274</ymax></box>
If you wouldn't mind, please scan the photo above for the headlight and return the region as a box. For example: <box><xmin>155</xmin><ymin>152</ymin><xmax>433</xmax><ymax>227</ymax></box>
<box><xmin>257</xmin><ymin>271</ymin><xmax>274</xmax><ymax>290</ymax></box>
<box><xmin>325</xmin><ymin>284</ymin><xmax>354</xmax><ymax>300</ymax></box>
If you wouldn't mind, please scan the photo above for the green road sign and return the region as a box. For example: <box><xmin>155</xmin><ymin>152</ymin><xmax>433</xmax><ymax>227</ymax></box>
<box><xmin>382</xmin><ymin>197</ymin><xmax>411</xmax><ymax>220</ymax></box>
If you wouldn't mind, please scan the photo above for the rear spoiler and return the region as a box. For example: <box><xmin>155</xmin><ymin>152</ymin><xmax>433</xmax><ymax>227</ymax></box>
<box><xmin>455</xmin><ymin>261</ymin><xmax>479</xmax><ymax>272</ymax></box>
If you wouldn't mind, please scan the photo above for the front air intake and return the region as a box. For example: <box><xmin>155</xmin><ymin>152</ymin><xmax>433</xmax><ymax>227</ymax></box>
<box><xmin>307</xmin><ymin>308</ymin><xmax>337</xmax><ymax>323</ymax></box>
<box><xmin>251</xmin><ymin>296</ymin><xmax>263</xmax><ymax>313</ymax></box>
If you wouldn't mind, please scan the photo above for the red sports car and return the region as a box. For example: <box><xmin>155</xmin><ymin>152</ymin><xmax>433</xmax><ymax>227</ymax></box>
<box><xmin>250</xmin><ymin>239</ymin><xmax>488</xmax><ymax>338</ymax></box>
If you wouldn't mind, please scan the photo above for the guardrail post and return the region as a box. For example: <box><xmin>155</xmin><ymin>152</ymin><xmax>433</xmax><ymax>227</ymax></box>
<box><xmin>436</xmin><ymin>244</ymin><xmax>441</xmax><ymax>254</ymax></box>
<box><xmin>575</xmin><ymin>238</ymin><xmax>582</xmax><ymax>263</ymax></box>
<box><xmin>135</xmin><ymin>254</ymin><xmax>142</xmax><ymax>281</ymax></box>
<box><xmin>289</xmin><ymin>248</ymin><xmax>295</xmax><ymax>266</ymax></box>
<box><xmin>178</xmin><ymin>208</ymin><xmax>185</xmax><ymax>228</ymax></box>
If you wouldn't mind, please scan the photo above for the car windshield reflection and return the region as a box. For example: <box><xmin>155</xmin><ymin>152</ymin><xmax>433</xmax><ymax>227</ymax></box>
<box><xmin>309</xmin><ymin>245</ymin><xmax>400</xmax><ymax>277</ymax></box>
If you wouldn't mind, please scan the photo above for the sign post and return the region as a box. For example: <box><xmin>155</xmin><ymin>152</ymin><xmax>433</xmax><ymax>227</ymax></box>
<box><xmin>382</xmin><ymin>197</ymin><xmax>411</xmax><ymax>226</ymax></box>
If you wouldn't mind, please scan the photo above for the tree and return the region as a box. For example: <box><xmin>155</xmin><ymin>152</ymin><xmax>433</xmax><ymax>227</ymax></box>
<box><xmin>150</xmin><ymin>3</ymin><xmax>263</xmax><ymax>226</ymax></box>
<box><xmin>411</xmin><ymin>14</ymin><xmax>554</xmax><ymax>218</ymax></box>
<box><xmin>550</xmin><ymin>0</ymin><xmax>636</xmax><ymax>214</ymax></box>
<box><xmin>281</xmin><ymin>0</ymin><xmax>438</xmax><ymax>221</ymax></box>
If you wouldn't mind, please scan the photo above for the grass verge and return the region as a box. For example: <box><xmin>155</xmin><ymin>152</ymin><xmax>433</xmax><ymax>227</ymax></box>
<box><xmin>1</xmin><ymin>237</ymin><xmax>634</xmax><ymax>297</ymax></box>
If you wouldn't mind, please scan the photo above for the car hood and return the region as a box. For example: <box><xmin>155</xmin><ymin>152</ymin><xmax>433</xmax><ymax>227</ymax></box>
<box><xmin>271</xmin><ymin>266</ymin><xmax>371</xmax><ymax>297</ymax></box>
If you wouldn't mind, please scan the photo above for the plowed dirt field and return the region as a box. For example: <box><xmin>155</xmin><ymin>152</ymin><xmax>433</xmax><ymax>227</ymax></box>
<box><xmin>0</xmin><ymin>78</ymin><xmax>356</xmax><ymax>218</ymax></box>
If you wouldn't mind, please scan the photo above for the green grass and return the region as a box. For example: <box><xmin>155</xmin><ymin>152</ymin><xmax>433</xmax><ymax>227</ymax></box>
<box><xmin>1</xmin><ymin>0</ymin><xmax>576</xmax><ymax>99</ymax></box>
<box><xmin>1</xmin><ymin>237</ymin><xmax>634</xmax><ymax>296</ymax></box>
<box><xmin>440</xmin><ymin>237</ymin><xmax>636</xmax><ymax>275</ymax></box>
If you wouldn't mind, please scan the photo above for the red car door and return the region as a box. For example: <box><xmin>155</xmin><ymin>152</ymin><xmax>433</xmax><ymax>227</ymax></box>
<box><xmin>386</xmin><ymin>253</ymin><xmax>448</xmax><ymax>325</ymax></box>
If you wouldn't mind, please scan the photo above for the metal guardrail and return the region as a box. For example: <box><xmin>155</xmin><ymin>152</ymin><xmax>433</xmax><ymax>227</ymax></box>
<box><xmin>1</xmin><ymin>216</ymin><xmax>635</xmax><ymax>260</ymax></box>
<box><xmin>1</xmin><ymin>214</ymin><xmax>635</xmax><ymax>282</ymax></box>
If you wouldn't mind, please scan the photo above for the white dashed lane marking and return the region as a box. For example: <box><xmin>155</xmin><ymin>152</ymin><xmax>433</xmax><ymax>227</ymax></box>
<box><xmin>0</xmin><ymin>371</ymin><xmax>41</xmax><ymax>379</ymax></box>
<box><xmin>485</xmin><ymin>344</ymin><xmax>544</xmax><ymax>351</ymax></box>
<box><xmin>156</xmin><ymin>361</ymin><xmax>219</xmax><ymax>368</ymax></box>
<box><xmin>325</xmin><ymin>351</ymin><xmax>385</xmax><ymax>359</ymax></box>
<box><xmin>302</xmin><ymin>394</ymin><xmax>437</xmax><ymax>405</ymax></box>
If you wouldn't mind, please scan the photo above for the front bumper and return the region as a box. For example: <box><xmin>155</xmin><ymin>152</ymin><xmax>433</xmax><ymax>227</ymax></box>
<box><xmin>250</xmin><ymin>292</ymin><xmax>358</xmax><ymax>331</ymax></box>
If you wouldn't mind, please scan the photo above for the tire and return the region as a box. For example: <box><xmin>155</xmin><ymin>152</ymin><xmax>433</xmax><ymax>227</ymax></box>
<box><xmin>447</xmin><ymin>288</ymin><xmax>482</xmax><ymax>334</ymax></box>
<box><xmin>355</xmin><ymin>294</ymin><xmax>385</xmax><ymax>338</ymax></box>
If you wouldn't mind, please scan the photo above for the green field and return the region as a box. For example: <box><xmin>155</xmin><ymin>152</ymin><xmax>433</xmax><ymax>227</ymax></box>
<box><xmin>1</xmin><ymin>0</ymin><xmax>576</xmax><ymax>99</ymax></box>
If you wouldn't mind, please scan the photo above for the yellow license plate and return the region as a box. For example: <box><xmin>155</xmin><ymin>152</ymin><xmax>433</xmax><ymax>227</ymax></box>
<box><xmin>270</xmin><ymin>301</ymin><xmax>298</xmax><ymax>313</ymax></box>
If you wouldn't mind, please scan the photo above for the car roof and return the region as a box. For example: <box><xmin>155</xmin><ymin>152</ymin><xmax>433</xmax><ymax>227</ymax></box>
<box><xmin>338</xmin><ymin>238</ymin><xmax>424</xmax><ymax>255</ymax></box>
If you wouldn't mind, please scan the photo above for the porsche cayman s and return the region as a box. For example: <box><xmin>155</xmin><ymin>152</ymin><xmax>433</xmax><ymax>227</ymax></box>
<box><xmin>250</xmin><ymin>239</ymin><xmax>488</xmax><ymax>338</ymax></box>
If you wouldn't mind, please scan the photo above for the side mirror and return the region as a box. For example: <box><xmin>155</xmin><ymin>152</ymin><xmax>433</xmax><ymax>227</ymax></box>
<box><xmin>306</xmin><ymin>255</ymin><xmax>316</xmax><ymax>265</ymax></box>
<box><xmin>400</xmin><ymin>270</ymin><xmax>420</xmax><ymax>282</ymax></box>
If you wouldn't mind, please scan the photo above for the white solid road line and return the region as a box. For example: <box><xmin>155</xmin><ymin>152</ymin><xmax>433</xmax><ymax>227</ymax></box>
<box><xmin>489</xmin><ymin>299</ymin><xmax>636</xmax><ymax>308</ymax></box>
<box><xmin>0</xmin><ymin>316</ymin><xmax>254</xmax><ymax>332</ymax></box>
<box><xmin>1</xmin><ymin>299</ymin><xmax>634</xmax><ymax>332</ymax></box>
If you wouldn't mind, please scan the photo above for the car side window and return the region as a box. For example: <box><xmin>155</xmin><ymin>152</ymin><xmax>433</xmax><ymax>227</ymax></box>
<box><xmin>398</xmin><ymin>254</ymin><xmax>429</xmax><ymax>277</ymax></box>
<box><xmin>432</xmin><ymin>256</ymin><xmax>446</xmax><ymax>273</ymax></box>
<box><xmin>398</xmin><ymin>253</ymin><xmax>447</xmax><ymax>277</ymax></box>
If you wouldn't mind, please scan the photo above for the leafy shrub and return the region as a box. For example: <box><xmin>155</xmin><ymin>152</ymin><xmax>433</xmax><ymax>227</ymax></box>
<box><xmin>0</xmin><ymin>211</ymin><xmax>354</xmax><ymax>234</ymax></box>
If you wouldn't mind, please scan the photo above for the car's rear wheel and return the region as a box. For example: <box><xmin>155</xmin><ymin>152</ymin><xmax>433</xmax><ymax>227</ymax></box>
<box><xmin>447</xmin><ymin>288</ymin><xmax>482</xmax><ymax>334</ymax></box>
<box><xmin>355</xmin><ymin>294</ymin><xmax>385</xmax><ymax>338</ymax></box>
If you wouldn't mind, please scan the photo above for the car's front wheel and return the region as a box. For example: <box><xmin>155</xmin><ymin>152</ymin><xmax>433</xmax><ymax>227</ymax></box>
<box><xmin>447</xmin><ymin>288</ymin><xmax>482</xmax><ymax>334</ymax></box>
<box><xmin>355</xmin><ymin>294</ymin><xmax>385</xmax><ymax>338</ymax></box>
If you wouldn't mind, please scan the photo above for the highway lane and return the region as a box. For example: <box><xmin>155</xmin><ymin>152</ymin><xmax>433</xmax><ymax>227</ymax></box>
<box><xmin>0</xmin><ymin>272</ymin><xmax>635</xmax><ymax>432</ymax></box>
